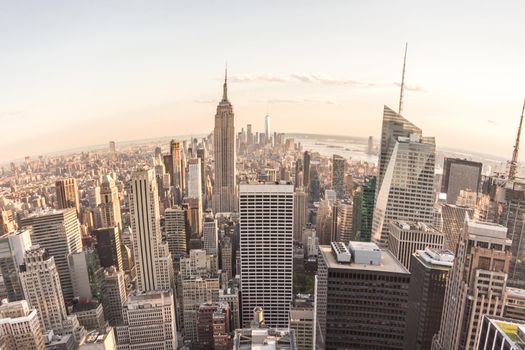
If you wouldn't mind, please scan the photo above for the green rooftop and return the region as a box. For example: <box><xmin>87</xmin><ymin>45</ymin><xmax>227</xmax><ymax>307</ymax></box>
<box><xmin>496</xmin><ymin>321</ymin><xmax>521</xmax><ymax>343</ymax></box>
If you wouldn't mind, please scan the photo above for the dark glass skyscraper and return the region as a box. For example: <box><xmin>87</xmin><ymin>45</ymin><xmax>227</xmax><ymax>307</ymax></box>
<box><xmin>441</xmin><ymin>158</ymin><xmax>482</xmax><ymax>205</ymax></box>
<box><xmin>352</xmin><ymin>176</ymin><xmax>376</xmax><ymax>242</ymax></box>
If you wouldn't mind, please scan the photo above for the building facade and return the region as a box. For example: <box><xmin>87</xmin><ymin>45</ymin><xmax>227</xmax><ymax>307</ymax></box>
<box><xmin>212</xmin><ymin>70</ymin><xmax>237</xmax><ymax>213</ymax></box>
<box><xmin>20</xmin><ymin>208</ymin><xmax>82</xmax><ymax>303</ymax></box>
<box><xmin>388</xmin><ymin>221</ymin><xmax>445</xmax><ymax>270</ymax></box>
<box><xmin>129</xmin><ymin>167</ymin><xmax>173</xmax><ymax>293</ymax></box>
<box><xmin>316</xmin><ymin>242</ymin><xmax>410</xmax><ymax>349</ymax></box>
<box><xmin>239</xmin><ymin>183</ymin><xmax>294</xmax><ymax>328</ymax></box>
<box><xmin>404</xmin><ymin>248</ymin><xmax>453</xmax><ymax>350</ymax></box>
<box><xmin>432</xmin><ymin>214</ymin><xmax>512</xmax><ymax>350</ymax></box>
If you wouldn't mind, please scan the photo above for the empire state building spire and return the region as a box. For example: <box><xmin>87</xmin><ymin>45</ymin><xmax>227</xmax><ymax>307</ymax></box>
<box><xmin>222</xmin><ymin>64</ymin><xmax>228</xmax><ymax>102</ymax></box>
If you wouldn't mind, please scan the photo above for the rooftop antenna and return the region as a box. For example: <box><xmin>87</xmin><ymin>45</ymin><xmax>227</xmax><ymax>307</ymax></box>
<box><xmin>398</xmin><ymin>43</ymin><xmax>408</xmax><ymax>116</ymax></box>
<box><xmin>222</xmin><ymin>62</ymin><xmax>228</xmax><ymax>101</ymax></box>
<box><xmin>508</xmin><ymin>99</ymin><xmax>525</xmax><ymax>180</ymax></box>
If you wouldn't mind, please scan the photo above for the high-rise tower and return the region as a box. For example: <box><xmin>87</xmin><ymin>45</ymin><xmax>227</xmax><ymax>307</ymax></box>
<box><xmin>265</xmin><ymin>114</ymin><xmax>271</xmax><ymax>145</ymax></box>
<box><xmin>239</xmin><ymin>183</ymin><xmax>294</xmax><ymax>328</ymax></box>
<box><xmin>212</xmin><ymin>67</ymin><xmax>237</xmax><ymax>213</ymax></box>
<box><xmin>332</xmin><ymin>154</ymin><xmax>345</xmax><ymax>198</ymax></box>
<box><xmin>99</xmin><ymin>175</ymin><xmax>122</xmax><ymax>231</ymax></box>
<box><xmin>372</xmin><ymin>131</ymin><xmax>435</xmax><ymax>247</ymax></box>
<box><xmin>19</xmin><ymin>245</ymin><xmax>68</xmax><ymax>333</ymax></box>
<box><xmin>20</xmin><ymin>208</ymin><xmax>82</xmax><ymax>303</ymax></box>
<box><xmin>129</xmin><ymin>166</ymin><xmax>173</xmax><ymax>293</ymax></box>
<box><xmin>432</xmin><ymin>214</ymin><xmax>512</xmax><ymax>350</ymax></box>
<box><xmin>55</xmin><ymin>178</ymin><xmax>80</xmax><ymax>213</ymax></box>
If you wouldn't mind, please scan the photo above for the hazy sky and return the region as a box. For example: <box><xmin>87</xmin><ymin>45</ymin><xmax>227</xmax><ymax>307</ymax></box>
<box><xmin>1</xmin><ymin>0</ymin><xmax>524</xmax><ymax>162</ymax></box>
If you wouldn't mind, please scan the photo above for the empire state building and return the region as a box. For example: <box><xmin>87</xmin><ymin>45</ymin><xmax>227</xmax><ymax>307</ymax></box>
<box><xmin>212</xmin><ymin>68</ymin><xmax>237</xmax><ymax>213</ymax></box>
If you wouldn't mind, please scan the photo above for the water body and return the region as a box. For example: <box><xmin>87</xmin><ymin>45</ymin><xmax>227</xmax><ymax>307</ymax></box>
<box><xmin>286</xmin><ymin>133</ymin><xmax>377</xmax><ymax>164</ymax></box>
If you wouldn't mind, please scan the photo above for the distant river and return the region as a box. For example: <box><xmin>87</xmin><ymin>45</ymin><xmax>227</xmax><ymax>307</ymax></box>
<box><xmin>287</xmin><ymin>134</ymin><xmax>378</xmax><ymax>164</ymax></box>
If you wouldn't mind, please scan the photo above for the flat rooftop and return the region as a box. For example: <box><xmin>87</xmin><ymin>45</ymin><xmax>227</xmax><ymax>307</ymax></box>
<box><xmin>239</xmin><ymin>182</ymin><xmax>294</xmax><ymax>193</ymax></box>
<box><xmin>414</xmin><ymin>248</ymin><xmax>454</xmax><ymax>270</ymax></box>
<box><xmin>126</xmin><ymin>290</ymin><xmax>173</xmax><ymax>307</ymax></box>
<box><xmin>22</xmin><ymin>208</ymin><xmax>72</xmax><ymax>219</ymax></box>
<box><xmin>233</xmin><ymin>328</ymin><xmax>296</xmax><ymax>350</ymax></box>
<box><xmin>391</xmin><ymin>220</ymin><xmax>437</xmax><ymax>232</ymax></box>
<box><xmin>319</xmin><ymin>245</ymin><xmax>409</xmax><ymax>274</ymax></box>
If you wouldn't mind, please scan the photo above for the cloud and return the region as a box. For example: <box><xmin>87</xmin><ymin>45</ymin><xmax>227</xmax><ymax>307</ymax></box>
<box><xmin>229</xmin><ymin>74</ymin><xmax>288</xmax><ymax>83</ymax></box>
<box><xmin>393</xmin><ymin>82</ymin><xmax>427</xmax><ymax>92</ymax></box>
<box><xmin>0</xmin><ymin>111</ymin><xmax>27</xmax><ymax>122</ymax></box>
<box><xmin>264</xmin><ymin>98</ymin><xmax>336</xmax><ymax>105</ymax></box>
<box><xmin>290</xmin><ymin>73</ymin><xmax>377</xmax><ymax>87</ymax></box>
<box><xmin>487</xmin><ymin>119</ymin><xmax>498</xmax><ymax>125</ymax></box>
<box><xmin>230</xmin><ymin>73</ymin><xmax>377</xmax><ymax>87</ymax></box>
<box><xmin>194</xmin><ymin>99</ymin><xmax>217</xmax><ymax>104</ymax></box>
<box><xmin>229</xmin><ymin>73</ymin><xmax>426</xmax><ymax>92</ymax></box>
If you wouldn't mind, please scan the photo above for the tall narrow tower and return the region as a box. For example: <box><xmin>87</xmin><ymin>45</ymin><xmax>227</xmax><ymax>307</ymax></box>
<box><xmin>265</xmin><ymin>114</ymin><xmax>271</xmax><ymax>144</ymax></box>
<box><xmin>129</xmin><ymin>166</ymin><xmax>173</xmax><ymax>292</ymax></box>
<box><xmin>508</xmin><ymin>99</ymin><xmax>525</xmax><ymax>180</ymax></box>
<box><xmin>213</xmin><ymin>67</ymin><xmax>237</xmax><ymax>213</ymax></box>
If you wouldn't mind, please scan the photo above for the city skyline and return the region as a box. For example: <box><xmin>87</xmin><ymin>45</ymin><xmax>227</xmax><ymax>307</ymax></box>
<box><xmin>1</xmin><ymin>1</ymin><xmax>525</xmax><ymax>162</ymax></box>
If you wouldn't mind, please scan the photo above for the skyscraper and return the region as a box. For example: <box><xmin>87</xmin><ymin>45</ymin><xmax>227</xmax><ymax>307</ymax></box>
<box><xmin>265</xmin><ymin>114</ymin><xmax>271</xmax><ymax>145</ymax></box>
<box><xmin>129</xmin><ymin>166</ymin><xmax>173</xmax><ymax>292</ymax></box>
<box><xmin>377</xmin><ymin>105</ymin><xmax>422</xmax><ymax>193</ymax></box>
<box><xmin>293</xmin><ymin>188</ymin><xmax>307</xmax><ymax>242</ymax></box>
<box><xmin>289</xmin><ymin>307</ymin><xmax>314</xmax><ymax>350</ymax></box>
<box><xmin>115</xmin><ymin>290</ymin><xmax>177</xmax><ymax>349</ymax></box>
<box><xmin>352</xmin><ymin>176</ymin><xmax>376</xmax><ymax>242</ymax></box>
<box><xmin>316</xmin><ymin>242</ymin><xmax>410</xmax><ymax>349</ymax></box>
<box><xmin>180</xmin><ymin>250</ymin><xmax>220</xmax><ymax>346</ymax></box>
<box><xmin>388</xmin><ymin>221</ymin><xmax>445</xmax><ymax>270</ymax></box>
<box><xmin>93</xmin><ymin>227</ymin><xmax>122</xmax><ymax>271</ymax></box>
<box><xmin>213</xmin><ymin>68</ymin><xmax>237</xmax><ymax>213</ymax></box>
<box><xmin>476</xmin><ymin>177</ymin><xmax>525</xmax><ymax>287</ymax></box>
<box><xmin>0</xmin><ymin>300</ymin><xmax>45</xmax><ymax>350</ymax></box>
<box><xmin>170</xmin><ymin>140</ymin><xmax>184</xmax><ymax>203</ymax></box>
<box><xmin>55</xmin><ymin>178</ymin><xmax>80</xmax><ymax>213</ymax></box>
<box><xmin>220</xmin><ymin>235</ymin><xmax>233</xmax><ymax>283</ymax></box>
<box><xmin>303</xmin><ymin>151</ymin><xmax>311</xmax><ymax>191</ymax></box>
<box><xmin>309</xmin><ymin>165</ymin><xmax>320</xmax><ymax>204</ymax></box>
<box><xmin>187</xmin><ymin>158</ymin><xmax>202</xmax><ymax>198</ymax></box>
<box><xmin>372</xmin><ymin>131</ymin><xmax>435</xmax><ymax>247</ymax></box>
<box><xmin>165</xmin><ymin>206</ymin><xmax>187</xmax><ymax>264</ymax></box>
<box><xmin>102</xmin><ymin>266</ymin><xmax>127</xmax><ymax>327</ymax></box>
<box><xmin>404</xmin><ymin>248</ymin><xmax>453</xmax><ymax>350</ymax></box>
<box><xmin>441</xmin><ymin>158</ymin><xmax>482</xmax><ymax>205</ymax></box>
<box><xmin>20</xmin><ymin>208</ymin><xmax>82</xmax><ymax>303</ymax></box>
<box><xmin>476</xmin><ymin>316</ymin><xmax>525</xmax><ymax>350</ymax></box>
<box><xmin>432</xmin><ymin>214</ymin><xmax>512</xmax><ymax>350</ymax></box>
<box><xmin>367</xmin><ymin>135</ymin><xmax>373</xmax><ymax>155</ymax></box>
<box><xmin>335</xmin><ymin>199</ymin><xmax>353</xmax><ymax>243</ymax></box>
<box><xmin>332</xmin><ymin>154</ymin><xmax>345</xmax><ymax>198</ymax></box>
<box><xmin>19</xmin><ymin>245</ymin><xmax>68</xmax><ymax>333</ymax></box>
<box><xmin>0</xmin><ymin>229</ymin><xmax>31</xmax><ymax>302</ymax></box>
<box><xmin>203</xmin><ymin>213</ymin><xmax>218</xmax><ymax>257</ymax></box>
<box><xmin>99</xmin><ymin>175</ymin><xmax>122</xmax><ymax>231</ymax></box>
<box><xmin>196</xmin><ymin>148</ymin><xmax>206</xmax><ymax>196</ymax></box>
<box><xmin>246</xmin><ymin>124</ymin><xmax>253</xmax><ymax>145</ymax></box>
<box><xmin>239</xmin><ymin>183</ymin><xmax>294</xmax><ymax>328</ymax></box>
<box><xmin>441</xmin><ymin>203</ymin><xmax>473</xmax><ymax>252</ymax></box>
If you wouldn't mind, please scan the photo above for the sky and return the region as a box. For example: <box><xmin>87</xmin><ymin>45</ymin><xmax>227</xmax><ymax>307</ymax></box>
<box><xmin>1</xmin><ymin>0</ymin><xmax>524</xmax><ymax>163</ymax></box>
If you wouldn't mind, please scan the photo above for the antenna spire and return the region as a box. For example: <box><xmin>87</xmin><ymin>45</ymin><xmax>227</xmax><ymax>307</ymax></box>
<box><xmin>222</xmin><ymin>63</ymin><xmax>228</xmax><ymax>101</ymax></box>
<box><xmin>509</xmin><ymin>99</ymin><xmax>525</xmax><ymax>180</ymax></box>
<box><xmin>398</xmin><ymin>43</ymin><xmax>408</xmax><ymax>116</ymax></box>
